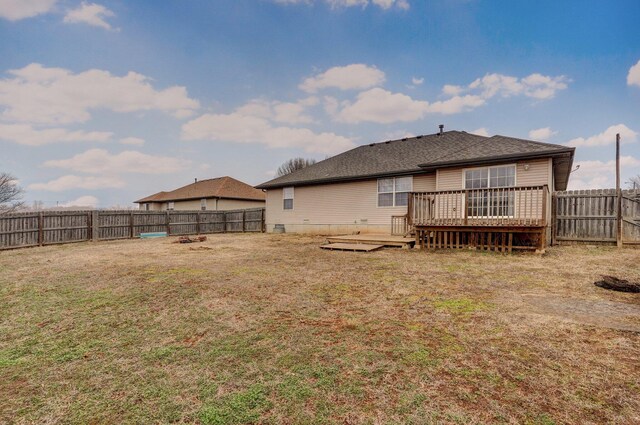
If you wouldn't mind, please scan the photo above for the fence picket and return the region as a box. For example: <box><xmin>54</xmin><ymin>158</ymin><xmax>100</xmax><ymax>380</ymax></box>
<box><xmin>0</xmin><ymin>208</ymin><xmax>265</xmax><ymax>250</ymax></box>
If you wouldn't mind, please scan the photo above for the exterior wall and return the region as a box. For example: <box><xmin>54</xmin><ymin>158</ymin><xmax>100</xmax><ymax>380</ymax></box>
<box><xmin>265</xmin><ymin>173</ymin><xmax>435</xmax><ymax>234</ymax></box>
<box><xmin>138</xmin><ymin>198</ymin><xmax>264</xmax><ymax>211</ymax></box>
<box><xmin>435</xmin><ymin>158</ymin><xmax>552</xmax><ymax>190</ymax></box>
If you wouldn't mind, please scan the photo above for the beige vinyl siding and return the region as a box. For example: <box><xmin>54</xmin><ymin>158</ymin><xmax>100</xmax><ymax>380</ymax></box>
<box><xmin>139</xmin><ymin>198</ymin><xmax>264</xmax><ymax>211</ymax></box>
<box><xmin>265</xmin><ymin>173</ymin><xmax>435</xmax><ymax>234</ymax></box>
<box><xmin>436</xmin><ymin>158</ymin><xmax>552</xmax><ymax>190</ymax></box>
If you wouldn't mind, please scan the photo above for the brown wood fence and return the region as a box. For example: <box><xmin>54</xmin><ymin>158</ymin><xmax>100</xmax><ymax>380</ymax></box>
<box><xmin>0</xmin><ymin>208</ymin><xmax>265</xmax><ymax>250</ymax></box>
<box><xmin>553</xmin><ymin>189</ymin><xmax>640</xmax><ymax>245</ymax></box>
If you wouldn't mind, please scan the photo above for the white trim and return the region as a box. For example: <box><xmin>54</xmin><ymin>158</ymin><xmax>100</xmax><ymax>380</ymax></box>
<box><xmin>462</xmin><ymin>163</ymin><xmax>517</xmax><ymax>189</ymax></box>
<box><xmin>283</xmin><ymin>186</ymin><xmax>294</xmax><ymax>210</ymax></box>
<box><xmin>377</xmin><ymin>176</ymin><xmax>413</xmax><ymax>208</ymax></box>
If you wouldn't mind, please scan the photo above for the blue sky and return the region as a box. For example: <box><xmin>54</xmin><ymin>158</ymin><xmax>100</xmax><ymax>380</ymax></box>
<box><xmin>1</xmin><ymin>0</ymin><xmax>639</xmax><ymax>208</ymax></box>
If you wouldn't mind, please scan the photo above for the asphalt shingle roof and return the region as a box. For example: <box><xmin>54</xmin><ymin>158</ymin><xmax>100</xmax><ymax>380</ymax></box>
<box><xmin>256</xmin><ymin>130</ymin><xmax>574</xmax><ymax>190</ymax></box>
<box><xmin>135</xmin><ymin>176</ymin><xmax>265</xmax><ymax>203</ymax></box>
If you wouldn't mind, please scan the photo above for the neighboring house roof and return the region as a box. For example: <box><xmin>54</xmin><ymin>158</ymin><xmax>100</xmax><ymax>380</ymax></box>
<box><xmin>135</xmin><ymin>176</ymin><xmax>266</xmax><ymax>203</ymax></box>
<box><xmin>256</xmin><ymin>130</ymin><xmax>575</xmax><ymax>191</ymax></box>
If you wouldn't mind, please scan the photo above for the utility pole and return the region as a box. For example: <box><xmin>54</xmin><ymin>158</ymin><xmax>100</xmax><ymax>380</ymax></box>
<box><xmin>616</xmin><ymin>133</ymin><xmax>622</xmax><ymax>248</ymax></box>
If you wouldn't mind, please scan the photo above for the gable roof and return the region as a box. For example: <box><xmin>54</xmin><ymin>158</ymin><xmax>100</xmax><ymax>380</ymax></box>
<box><xmin>135</xmin><ymin>176</ymin><xmax>266</xmax><ymax>203</ymax></box>
<box><xmin>256</xmin><ymin>130</ymin><xmax>575</xmax><ymax>190</ymax></box>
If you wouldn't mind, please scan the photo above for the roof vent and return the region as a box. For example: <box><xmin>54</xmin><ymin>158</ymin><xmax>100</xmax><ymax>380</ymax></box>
<box><xmin>194</xmin><ymin>178</ymin><xmax>198</xmax><ymax>183</ymax></box>
<box><xmin>416</xmin><ymin>135</ymin><xmax>423</xmax><ymax>139</ymax></box>
<box><xmin>369</xmin><ymin>143</ymin><xmax>375</xmax><ymax>147</ymax></box>
<box><xmin>438</xmin><ymin>124</ymin><xmax>444</xmax><ymax>135</ymax></box>
<box><xmin>402</xmin><ymin>138</ymin><xmax>407</xmax><ymax>141</ymax></box>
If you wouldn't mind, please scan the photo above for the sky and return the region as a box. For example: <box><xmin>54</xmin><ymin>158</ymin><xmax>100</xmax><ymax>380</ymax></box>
<box><xmin>1</xmin><ymin>0</ymin><xmax>639</xmax><ymax>208</ymax></box>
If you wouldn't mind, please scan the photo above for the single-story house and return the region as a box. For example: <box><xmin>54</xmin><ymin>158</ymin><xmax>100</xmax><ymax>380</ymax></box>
<box><xmin>256</xmin><ymin>129</ymin><xmax>575</xmax><ymax>248</ymax></box>
<box><xmin>135</xmin><ymin>176</ymin><xmax>265</xmax><ymax>211</ymax></box>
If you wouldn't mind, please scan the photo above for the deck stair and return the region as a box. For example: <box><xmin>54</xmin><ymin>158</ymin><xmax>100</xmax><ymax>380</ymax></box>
<box><xmin>320</xmin><ymin>242</ymin><xmax>384</xmax><ymax>252</ymax></box>
<box><xmin>323</xmin><ymin>234</ymin><xmax>415</xmax><ymax>250</ymax></box>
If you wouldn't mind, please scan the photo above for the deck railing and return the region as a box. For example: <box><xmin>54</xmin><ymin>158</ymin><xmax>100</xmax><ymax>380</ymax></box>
<box><xmin>409</xmin><ymin>185</ymin><xmax>548</xmax><ymax>227</ymax></box>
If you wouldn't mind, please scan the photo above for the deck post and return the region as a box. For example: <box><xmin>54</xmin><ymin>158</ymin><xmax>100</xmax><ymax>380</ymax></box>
<box><xmin>464</xmin><ymin>190</ymin><xmax>469</xmax><ymax>225</ymax></box>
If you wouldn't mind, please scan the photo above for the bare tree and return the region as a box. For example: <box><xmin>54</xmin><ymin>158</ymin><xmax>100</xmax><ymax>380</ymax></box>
<box><xmin>0</xmin><ymin>172</ymin><xmax>24</xmax><ymax>214</ymax></box>
<box><xmin>276</xmin><ymin>157</ymin><xmax>317</xmax><ymax>177</ymax></box>
<box><xmin>627</xmin><ymin>174</ymin><xmax>640</xmax><ymax>190</ymax></box>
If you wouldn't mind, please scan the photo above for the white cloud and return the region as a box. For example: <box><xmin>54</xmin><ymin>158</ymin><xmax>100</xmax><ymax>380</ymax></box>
<box><xmin>426</xmin><ymin>95</ymin><xmax>485</xmax><ymax>114</ymax></box>
<box><xmin>59</xmin><ymin>195</ymin><xmax>99</xmax><ymax>208</ymax></box>
<box><xmin>628</xmin><ymin>60</ymin><xmax>640</xmax><ymax>87</ymax></box>
<box><xmin>300</xmin><ymin>64</ymin><xmax>385</xmax><ymax>93</ymax></box>
<box><xmin>334</xmin><ymin>88</ymin><xmax>484</xmax><ymax>123</ymax></box>
<box><xmin>0</xmin><ymin>123</ymin><xmax>111</xmax><ymax>145</ymax></box>
<box><xmin>182</xmin><ymin>112</ymin><xmax>354</xmax><ymax>155</ymax></box>
<box><xmin>0</xmin><ymin>63</ymin><xmax>199</xmax><ymax>125</ymax></box>
<box><xmin>273</xmin><ymin>0</ymin><xmax>409</xmax><ymax>9</ymax></box>
<box><xmin>411</xmin><ymin>77</ymin><xmax>424</xmax><ymax>86</ymax></box>
<box><xmin>569</xmin><ymin>156</ymin><xmax>640</xmax><ymax>190</ymax></box>
<box><xmin>234</xmin><ymin>97</ymin><xmax>317</xmax><ymax>125</ymax></box>
<box><xmin>467</xmin><ymin>73</ymin><xmax>569</xmax><ymax>100</ymax></box>
<box><xmin>566</xmin><ymin>124</ymin><xmax>637</xmax><ymax>148</ymax></box>
<box><xmin>0</xmin><ymin>0</ymin><xmax>57</xmax><ymax>21</ymax></box>
<box><xmin>528</xmin><ymin>127</ymin><xmax>557</xmax><ymax>141</ymax></box>
<box><xmin>28</xmin><ymin>175</ymin><xmax>125</xmax><ymax>191</ymax></box>
<box><xmin>119</xmin><ymin>137</ymin><xmax>145</xmax><ymax>146</ymax></box>
<box><xmin>63</xmin><ymin>2</ymin><xmax>115</xmax><ymax>30</ymax></box>
<box><xmin>472</xmin><ymin>128</ymin><xmax>489</xmax><ymax>137</ymax></box>
<box><xmin>336</xmin><ymin>88</ymin><xmax>429</xmax><ymax>124</ymax></box>
<box><xmin>442</xmin><ymin>84</ymin><xmax>464</xmax><ymax>96</ymax></box>
<box><xmin>43</xmin><ymin>148</ymin><xmax>190</xmax><ymax>174</ymax></box>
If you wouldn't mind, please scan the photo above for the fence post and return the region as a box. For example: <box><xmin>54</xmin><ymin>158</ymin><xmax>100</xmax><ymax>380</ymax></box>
<box><xmin>38</xmin><ymin>211</ymin><xmax>44</xmax><ymax>246</ymax></box>
<box><xmin>222</xmin><ymin>211</ymin><xmax>227</xmax><ymax>233</ymax></box>
<box><xmin>166</xmin><ymin>211</ymin><xmax>171</xmax><ymax>236</ymax></box>
<box><xmin>129</xmin><ymin>211</ymin><xmax>134</xmax><ymax>239</ymax></box>
<box><xmin>92</xmin><ymin>210</ymin><xmax>99</xmax><ymax>241</ymax></box>
<box><xmin>242</xmin><ymin>210</ymin><xmax>246</xmax><ymax>232</ymax></box>
<box><xmin>551</xmin><ymin>192</ymin><xmax>557</xmax><ymax>246</ymax></box>
<box><xmin>196</xmin><ymin>212</ymin><xmax>201</xmax><ymax>235</ymax></box>
<box><xmin>87</xmin><ymin>211</ymin><xmax>92</xmax><ymax>242</ymax></box>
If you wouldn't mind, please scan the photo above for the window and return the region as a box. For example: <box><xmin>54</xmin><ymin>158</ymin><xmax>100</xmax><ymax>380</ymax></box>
<box><xmin>167</xmin><ymin>201</ymin><xmax>174</xmax><ymax>210</ymax></box>
<box><xmin>464</xmin><ymin>165</ymin><xmax>516</xmax><ymax>217</ymax></box>
<box><xmin>143</xmin><ymin>203</ymin><xmax>150</xmax><ymax>211</ymax></box>
<box><xmin>378</xmin><ymin>176</ymin><xmax>412</xmax><ymax>207</ymax></box>
<box><xmin>283</xmin><ymin>187</ymin><xmax>294</xmax><ymax>210</ymax></box>
<box><xmin>200</xmin><ymin>199</ymin><xmax>207</xmax><ymax>211</ymax></box>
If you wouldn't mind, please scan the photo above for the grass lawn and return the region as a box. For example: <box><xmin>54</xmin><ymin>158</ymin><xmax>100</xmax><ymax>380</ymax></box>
<box><xmin>1</xmin><ymin>234</ymin><xmax>639</xmax><ymax>424</ymax></box>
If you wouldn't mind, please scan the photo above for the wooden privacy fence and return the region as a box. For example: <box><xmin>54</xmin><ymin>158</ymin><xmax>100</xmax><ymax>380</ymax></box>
<box><xmin>553</xmin><ymin>189</ymin><xmax>640</xmax><ymax>245</ymax></box>
<box><xmin>0</xmin><ymin>208</ymin><xmax>265</xmax><ymax>250</ymax></box>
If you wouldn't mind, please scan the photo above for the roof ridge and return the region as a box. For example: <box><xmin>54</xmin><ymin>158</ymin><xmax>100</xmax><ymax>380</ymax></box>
<box><xmin>489</xmin><ymin>134</ymin><xmax>567</xmax><ymax>150</ymax></box>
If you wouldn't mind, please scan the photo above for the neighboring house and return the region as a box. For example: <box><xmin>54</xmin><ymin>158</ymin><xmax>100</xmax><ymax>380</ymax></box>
<box><xmin>256</xmin><ymin>129</ymin><xmax>575</xmax><ymax>247</ymax></box>
<box><xmin>135</xmin><ymin>176</ymin><xmax>265</xmax><ymax>211</ymax></box>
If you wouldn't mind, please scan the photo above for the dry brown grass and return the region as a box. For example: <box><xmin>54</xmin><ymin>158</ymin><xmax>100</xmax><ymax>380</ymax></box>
<box><xmin>0</xmin><ymin>234</ymin><xmax>639</xmax><ymax>424</ymax></box>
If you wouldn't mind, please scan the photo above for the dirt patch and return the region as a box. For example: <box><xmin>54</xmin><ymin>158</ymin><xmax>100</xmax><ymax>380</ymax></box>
<box><xmin>517</xmin><ymin>294</ymin><xmax>640</xmax><ymax>333</ymax></box>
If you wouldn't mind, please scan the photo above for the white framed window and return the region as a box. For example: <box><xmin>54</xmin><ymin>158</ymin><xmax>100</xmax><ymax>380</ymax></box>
<box><xmin>167</xmin><ymin>201</ymin><xmax>175</xmax><ymax>210</ymax></box>
<box><xmin>464</xmin><ymin>165</ymin><xmax>516</xmax><ymax>217</ymax></box>
<box><xmin>377</xmin><ymin>176</ymin><xmax>412</xmax><ymax>207</ymax></box>
<box><xmin>143</xmin><ymin>203</ymin><xmax>150</xmax><ymax>211</ymax></box>
<box><xmin>283</xmin><ymin>187</ymin><xmax>294</xmax><ymax>210</ymax></box>
<box><xmin>200</xmin><ymin>199</ymin><xmax>207</xmax><ymax>211</ymax></box>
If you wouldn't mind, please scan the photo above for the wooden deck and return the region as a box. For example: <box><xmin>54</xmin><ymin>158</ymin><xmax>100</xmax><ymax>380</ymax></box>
<box><xmin>325</xmin><ymin>234</ymin><xmax>415</xmax><ymax>248</ymax></box>
<box><xmin>407</xmin><ymin>186</ymin><xmax>549</xmax><ymax>252</ymax></box>
<box><xmin>320</xmin><ymin>243</ymin><xmax>384</xmax><ymax>252</ymax></box>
